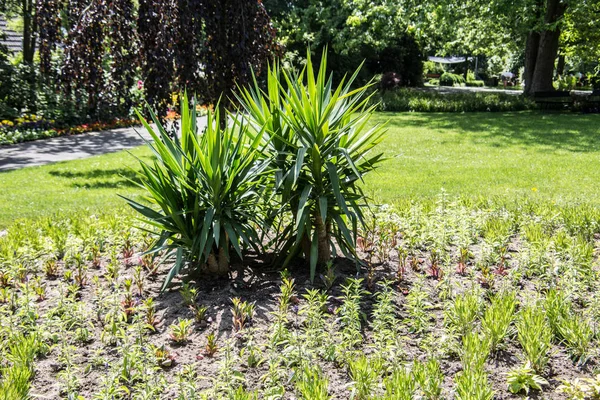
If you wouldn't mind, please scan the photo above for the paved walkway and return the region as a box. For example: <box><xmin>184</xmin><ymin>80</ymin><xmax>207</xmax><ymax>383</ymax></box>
<box><xmin>0</xmin><ymin>118</ymin><xmax>206</xmax><ymax>172</ymax></box>
<box><xmin>0</xmin><ymin>126</ymin><xmax>148</xmax><ymax>171</ymax></box>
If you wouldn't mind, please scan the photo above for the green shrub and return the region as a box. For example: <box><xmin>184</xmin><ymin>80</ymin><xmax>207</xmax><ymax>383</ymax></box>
<box><xmin>554</xmin><ymin>75</ymin><xmax>577</xmax><ymax>91</ymax></box>
<box><xmin>466</xmin><ymin>70</ymin><xmax>476</xmax><ymax>82</ymax></box>
<box><xmin>465</xmin><ymin>80</ymin><xmax>485</xmax><ymax>87</ymax></box>
<box><xmin>376</xmin><ymin>88</ymin><xmax>535</xmax><ymax>112</ymax></box>
<box><xmin>123</xmin><ymin>94</ymin><xmax>271</xmax><ymax>289</ymax></box>
<box><xmin>423</xmin><ymin>61</ymin><xmax>445</xmax><ymax>76</ymax></box>
<box><xmin>439</xmin><ymin>72</ymin><xmax>465</xmax><ymax>86</ymax></box>
<box><xmin>237</xmin><ymin>52</ymin><xmax>386</xmax><ymax>280</ymax></box>
<box><xmin>589</xmin><ymin>73</ymin><xmax>600</xmax><ymax>91</ymax></box>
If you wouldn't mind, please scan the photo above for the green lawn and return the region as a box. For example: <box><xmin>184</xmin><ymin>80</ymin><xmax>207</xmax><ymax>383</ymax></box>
<box><xmin>1</xmin><ymin>111</ymin><xmax>599</xmax><ymax>227</ymax></box>
<box><xmin>0</xmin><ymin>146</ymin><xmax>150</xmax><ymax>227</ymax></box>
<box><xmin>363</xmin><ymin>111</ymin><xmax>600</xmax><ymax>206</ymax></box>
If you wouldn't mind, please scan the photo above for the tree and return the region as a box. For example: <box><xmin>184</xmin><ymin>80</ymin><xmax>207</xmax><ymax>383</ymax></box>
<box><xmin>1</xmin><ymin>0</ymin><xmax>36</xmax><ymax>64</ymax></box>
<box><xmin>264</xmin><ymin>0</ymin><xmax>425</xmax><ymax>85</ymax></box>
<box><xmin>199</xmin><ymin>0</ymin><xmax>278</xmax><ymax>114</ymax></box>
<box><xmin>137</xmin><ymin>0</ymin><xmax>277</xmax><ymax>119</ymax></box>
<box><xmin>56</xmin><ymin>0</ymin><xmax>140</xmax><ymax>118</ymax></box>
<box><xmin>404</xmin><ymin>0</ymin><xmax>597</xmax><ymax>93</ymax></box>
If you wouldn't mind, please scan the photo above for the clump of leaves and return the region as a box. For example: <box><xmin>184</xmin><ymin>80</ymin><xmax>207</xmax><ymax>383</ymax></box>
<box><xmin>169</xmin><ymin>318</ymin><xmax>193</xmax><ymax>344</ymax></box>
<box><xmin>232</xmin><ymin>297</ymin><xmax>255</xmax><ymax>331</ymax></box>
<box><xmin>516</xmin><ymin>302</ymin><xmax>552</xmax><ymax>373</ymax></box>
<box><xmin>481</xmin><ymin>290</ymin><xmax>517</xmax><ymax>352</ymax></box>
<box><xmin>123</xmin><ymin>94</ymin><xmax>271</xmax><ymax>290</ymax></box>
<box><xmin>237</xmin><ymin>50</ymin><xmax>386</xmax><ymax>281</ymax></box>
<box><xmin>506</xmin><ymin>362</ymin><xmax>548</xmax><ymax>394</ymax></box>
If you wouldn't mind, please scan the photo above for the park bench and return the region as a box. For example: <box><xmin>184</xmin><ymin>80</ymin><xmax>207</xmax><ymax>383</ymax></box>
<box><xmin>533</xmin><ymin>91</ymin><xmax>573</xmax><ymax>110</ymax></box>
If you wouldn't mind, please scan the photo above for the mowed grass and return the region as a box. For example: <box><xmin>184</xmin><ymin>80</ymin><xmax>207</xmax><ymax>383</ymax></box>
<box><xmin>0</xmin><ymin>111</ymin><xmax>599</xmax><ymax>227</ymax></box>
<box><xmin>363</xmin><ymin>111</ymin><xmax>600</xmax><ymax>206</ymax></box>
<box><xmin>0</xmin><ymin>146</ymin><xmax>151</xmax><ymax>227</ymax></box>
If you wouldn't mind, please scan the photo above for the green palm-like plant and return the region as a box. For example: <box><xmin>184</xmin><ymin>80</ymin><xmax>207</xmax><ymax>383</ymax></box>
<box><xmin>237</xmin><ymin>51</ymin><xmax>386</xmax><ymax>281</ymax></box>
<box><xmin>122</xmin><ymin>93</ymin><xmax>270</xmax><ymax>290</ymax></box>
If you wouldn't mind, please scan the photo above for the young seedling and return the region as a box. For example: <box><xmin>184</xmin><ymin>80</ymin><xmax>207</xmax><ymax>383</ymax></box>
<box><xmin>43</xmin><ymin>258</ymin><xmax>59</xmax><ymax>278</ymax></box>
<box><xmin>427</xmin><ymin>249</ymin><xmax>443</xmax><ymax>280</ymax></box>
<box><xmin>516</xmin><ymin>302</ymin><xmax>552</xmax><ymax>373</ymax></box>
<box><xmin>506</xmin><ymin>362</ymin><xmax>548</xmax><ymax>394</ymax></box>
<box><xmin>143</xmin><ymin>298</ymin><xmax>160</xmax><ymax>332</ymax></box>
<box><xmin>205</xmin><ymin>331</ymin><xmax>218</xmax><ymax>356</ymax></box>
<box><xmin>319</xmin><ymin>261</ymin><xmax>337</xmax><ymax>290</ymax></box>
<box><xmin>180</xmin><ymin>282</ymin><xmax>198</xmax><ymax>306</ymax></box>
<box><xmin>133</xmin><ymin>265</ymin><xmax>144</xmax><ymax>297</ymax></box>
<box><xmin>150</xmin><ymin>344</ymin><xmax>175</xmax><ymax>368</ymax></box>
<box><xmin>397</xmin><ymin>247</ymin><xmax>408</xmax><ymax>282</ymax></box>
<box><xmin>169</xmin><ymin>318</ymin><xmax>193</xmax><ymax>344</ymax></box>
<box><xmin>295</xmin><ymin>364</ymin><xmax>331</xmax><ymax>400</ymax></box>
<box><xmin>481</xmin><ymin>290</ymin><xmax>517</xmax><ymax>352</ymax></box>
<box><xmin>456</xmin><ymin>246</ymin><xmax>471</xmax><ymax>275</ymax></box>
<box><xmin>231</xmin><ymin>297</ymin><xmax>255</xmax><ymax>331</ymax></box>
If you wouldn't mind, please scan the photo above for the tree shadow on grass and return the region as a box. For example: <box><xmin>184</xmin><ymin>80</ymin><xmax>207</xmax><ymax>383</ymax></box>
<box><xmin>390</xmin><ymin>112</ymin><xmax>600</xmax><ymax>153</ymax></box>
<box><xmin>48</xmin><ymin>168</ymin><xmax>143</xmax><ymax>189</ymax></box>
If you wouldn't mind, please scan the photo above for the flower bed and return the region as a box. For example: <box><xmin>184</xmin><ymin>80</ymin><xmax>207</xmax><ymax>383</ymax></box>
<box><xmin>0</xmin><ymin>115</ymin><xmax>140</xmax><ymax>146</ymax></box>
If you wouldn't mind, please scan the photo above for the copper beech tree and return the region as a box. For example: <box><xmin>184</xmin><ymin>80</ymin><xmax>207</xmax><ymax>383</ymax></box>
<box><xmin>36</xmin><ymin>0</ymin><xmax>277</xmax><ymax>118</ymax></box>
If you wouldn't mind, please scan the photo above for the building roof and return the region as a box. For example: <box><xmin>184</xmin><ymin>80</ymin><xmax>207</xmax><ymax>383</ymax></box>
<box><xmin>0</xmin><ymin>15</ymin><xmax>23</xmax><ymax>53</ymax></box>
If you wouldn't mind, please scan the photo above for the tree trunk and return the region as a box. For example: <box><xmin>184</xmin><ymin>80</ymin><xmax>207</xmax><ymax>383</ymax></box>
<box><xmin>301</xmin><ymin>216</ymin><xmax>331</xmax><ymax>267</ymax></box>
<box><xmin>315</xmin><ymin>216</ymin><xmax>331</xmax><ymax>264</ymax></box>
<box><xmin>524</xmin><ymin>32</ymin><xmax>540</xmax><ymax>95</ymax></box>
<box><xmin>205</xmin><ymin>232</ymin><xmax>230</xmax><ymax>277</ymax></box>
<box><xmin>556</xmin><ymin>53</ymin><xmax>565</xmax><ymax>76</ymax></box>
<box><xmin>22</xmin><ymin>0</ymin><xmax>36</xmax><ymax>65</ymax></box>
<box><xmin>206</xmin><ymin>246</ymin><xmax>229</xmax><ymax>277</ymax></box>
<box><xmin>527</xmin><ymin>0</ymin><xmax>567</xmax><ymax>94</ymax></box>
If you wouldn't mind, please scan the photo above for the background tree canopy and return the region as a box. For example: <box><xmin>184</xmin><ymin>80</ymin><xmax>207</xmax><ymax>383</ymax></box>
<box><xmin>1</xmin><ymin>0</ymin><xmax>599</xmax><ymax>122</ymax></box>
<box><xmin>265</xmin><ymin>0</ymin><xmax>599</xmax><ymax>92</ymax></box>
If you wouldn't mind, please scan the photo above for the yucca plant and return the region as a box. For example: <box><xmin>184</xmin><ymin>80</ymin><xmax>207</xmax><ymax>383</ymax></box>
<box><xmin>237</xmin><ymin>50</ymin><xmax>386</xmax><ymax>281</ymax></box>
<box><xmin>123</xmin><ymin>93</ymin><xmax>270</xmax><ymax>290</ymax></box>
